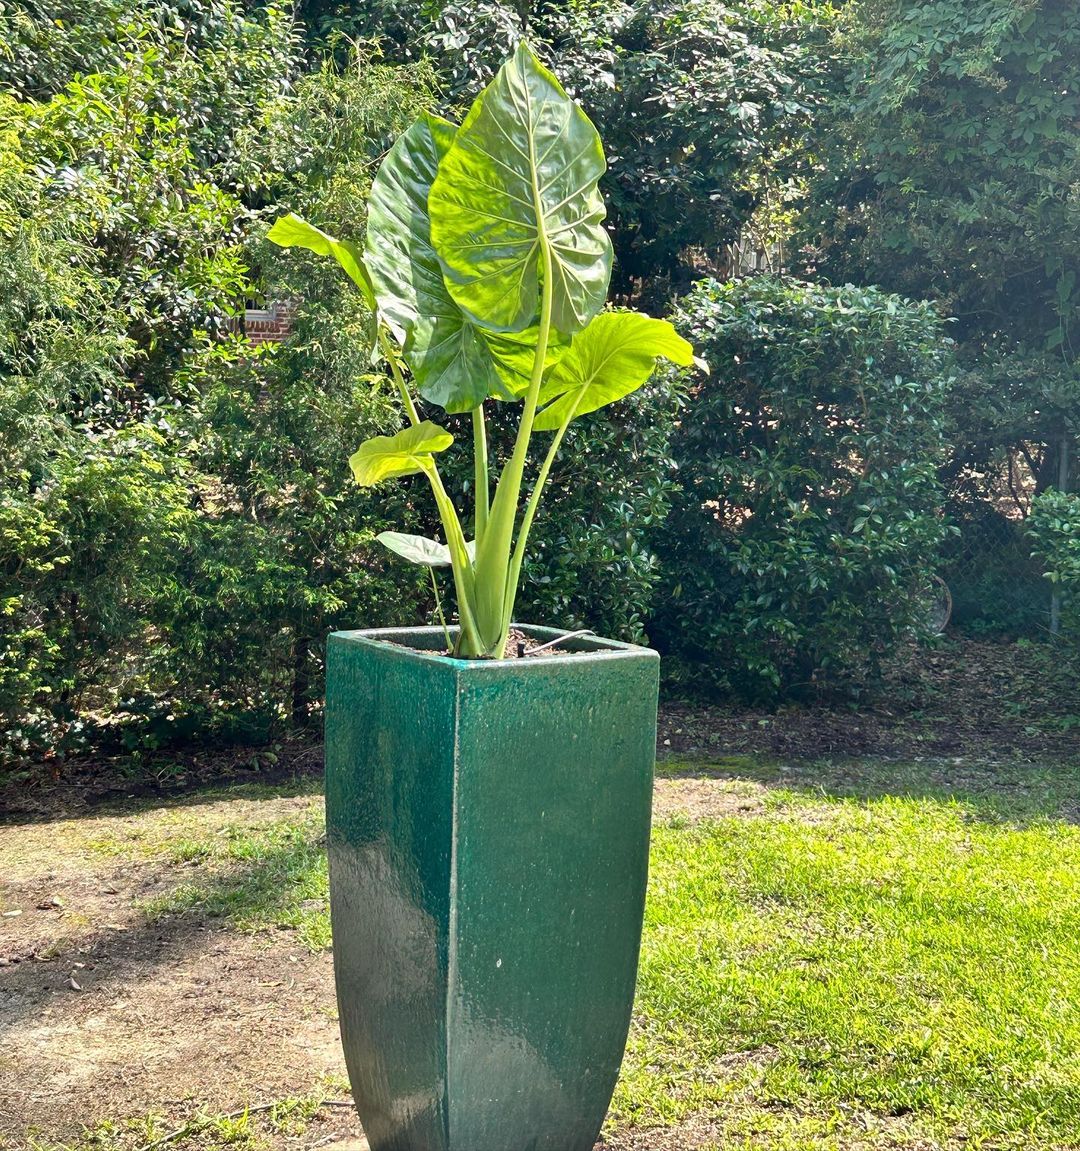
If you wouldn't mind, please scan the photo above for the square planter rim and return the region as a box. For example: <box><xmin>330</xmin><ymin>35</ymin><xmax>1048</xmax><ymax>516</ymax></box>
<box><xmin>329</xmin><ymin>623</ymin><xmax>657</xmax><ymax>672</ymax></box>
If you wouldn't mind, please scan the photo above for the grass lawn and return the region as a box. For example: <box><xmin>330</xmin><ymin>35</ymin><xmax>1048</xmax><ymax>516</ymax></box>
<box><xmin>625</xmin><ymin>761</ymin><xmax>1080</xmax><ymax>1149</ymax></box>
<box><xmin>6</xmin><ymin>756</ymin><xmax>1080</xmax><ymax>1151</ymax></box>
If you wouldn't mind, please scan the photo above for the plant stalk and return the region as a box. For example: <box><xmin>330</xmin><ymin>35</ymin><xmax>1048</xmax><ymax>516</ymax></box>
<box><xmin>473</xmin><ymin>404</ymin><xmax>489</xmax><ymax>544</ymax></box>
<box><xmin>469</xmin><ymin>123</ymin><xmax>557</xmax><ymax>656</ymax></box>
<box><xmin>471</xmin><ymin>253</ymin><xmax>554</xmax><ymax>656</ymax></box>
<box><xmin>380</xmin><ymin>327</ymin><xmax>482</xmax><ymax>654</ymax></box>
<box><xmin>502</xmin><ymin>381</ymin><xmax>590</xmax><ymax>634</ymax></box>
<box><xmin>429</xmin><ymin>568</ymin><xmax>452</xmax><ymax>652</ymax></box>
<box><xmin>426</xmin><ymin>463</ymin><xmax>482</xmax><ymax>655</ymax></box>
<box><xmin>378</xmin><ymin>328</ymin><xmax>421</xmax><ymax>427</ymax></box>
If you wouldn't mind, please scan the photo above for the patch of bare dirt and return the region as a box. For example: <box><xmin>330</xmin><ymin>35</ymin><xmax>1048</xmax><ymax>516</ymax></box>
<box><xmin>2</xmin><ymin>925</ymin><xmax>345</xmax><ymax>1137</ymax></box>
<box><xmin>653</xmin><ymin>775</ymin><xmax>768</xmax><ymax>824</ymax></box>
<box><xmin>1</xmin><ymin>792</ymin><xmax>349</xmax><ymax>1149</ymax></box>
<box><xmin>0</xmin><ymin>733</ymin><xmax>325</xmax><ymax>825</ymax></box>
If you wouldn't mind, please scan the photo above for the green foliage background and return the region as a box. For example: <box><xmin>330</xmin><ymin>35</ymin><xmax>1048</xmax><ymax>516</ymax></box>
<box><xmin>3</xmin><ymin>0</ymin><xmax>1073</xmax><ymax>757</ymax></box>
<box><xmin>798</xmin><ymin>0</ymin><xmax>1080</xmax><ymax>634</ymax></box>
<box><xmin>654</xmin><ymin>278</ymin><xmax>952</xmax><ymax>699</ymax></box>
<box><xmin>0</xmin><ymin>2</ymin><xmax>690</xmax><ymax>757</ymax></box>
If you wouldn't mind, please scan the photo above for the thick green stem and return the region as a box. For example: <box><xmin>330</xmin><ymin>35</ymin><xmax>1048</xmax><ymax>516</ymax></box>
<box><xmin>426</xmin><ymin>464</ymin><xmax>482</xmax><ymax>655</ymax></box>
<box><xmin>501</xmin><ymin>381</ymin><xmax>589</xmax><ymax>635</ymax></box>
<box><xmin>473</xmin><ymin>404</ymin><xmax>489</xmax><ymax>544</ymax></box>
<box><xmin>471</xmin><ymin>257</ymin><xmax>553</xmax><ymax>655</ymax></box>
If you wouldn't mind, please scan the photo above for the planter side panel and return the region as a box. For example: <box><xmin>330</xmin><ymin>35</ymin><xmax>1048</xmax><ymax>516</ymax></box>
<box><xmin>448</xmin><ymin>652</ymin><xmax>659</xmax><ymax>1151</ymax></box>
<box><xmin>325</xmin><ymin>635</ymin><xmax>457</xmax><ymax>1151</ymax></box>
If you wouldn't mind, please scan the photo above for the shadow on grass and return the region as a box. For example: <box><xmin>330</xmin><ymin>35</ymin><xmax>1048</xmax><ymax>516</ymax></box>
<box><xmin>0</xmin><ymin>767</ymin><xmax>325</xmax><ymax>828</ymax></box>
<box><xmin>656</xmin><ymin>754</ymin><xmax>1080</xmax><ymax>825</ymax></box>
<box><xmin>1</xmin><ymin>833</ymin><xmax>330</xmax><ymax>1031</ymax></box>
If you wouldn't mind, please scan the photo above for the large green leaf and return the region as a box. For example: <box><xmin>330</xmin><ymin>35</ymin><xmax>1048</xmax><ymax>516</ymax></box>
<box><xmin>428</xmin><ymin>41</ymin><xmax>612</xmax><ymax>335</ymax></box>
<box><xmin>349</xmin><ymin>421</ymin><xmax>453</xmax><ymax>486</ymax></box>
<box><xmin>367</xmin><ymin>114</ymin><xmax>539</xmax><ymax>412</ymax></box>
<box><xmin>533</xmin><ymin>312</ymin><xmax>693</xmax><ymax>431</ymax></box>
<box><xmin>267</xmin><ymin>213</ymin><xmax>374</xmax><ymax>309</ymax></box>
<box><xmin>484</xmin><ymin>323</ymin><xmax>571</xmax><ymax>398</ymax></box>
<box><xmin>366</xmin><ymin>114</ymin><xmax>457</xmax><ymax>343</ymax></box>
<box><xmin>376</xmin><ymin>531</ymin><xmax>477</xmax><ymax>567</ymax></box>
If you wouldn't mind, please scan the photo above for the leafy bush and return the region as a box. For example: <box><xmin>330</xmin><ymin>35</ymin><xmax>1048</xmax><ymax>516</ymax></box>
<box><xmin>1</xmin><ymin>433</ymin><xmax>197</xmax><ymax>756</ymax></box>
<box><xmin>0</xmin><ymin>18</ymin><xmax>437</xmax><ymax>759</ymax></box>
<box><xmin>798</xmin><ymin>1</ymin><xmax>1080</xmax><ymax>536</ymax></box>
<box><xmin>653</xmin><ymin>277</ymin><xmax>953</xmax><ymax>700</ymax></box>
<box><xmin>1028</xmin><ymin>489</ymin><xmax>1080</xmax><ymax>633</ymax></box>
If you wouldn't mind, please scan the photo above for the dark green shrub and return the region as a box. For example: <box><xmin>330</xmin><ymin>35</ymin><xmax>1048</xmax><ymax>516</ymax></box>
<box><xmin>653</xmin><ymin>277</ymin><xmax>952</xmax><ymax>700</ymax></box>
<box><xmin>1028</xmin><ymin>490</ymin><xmax>1080</xmax><ymax>634</ymax></box>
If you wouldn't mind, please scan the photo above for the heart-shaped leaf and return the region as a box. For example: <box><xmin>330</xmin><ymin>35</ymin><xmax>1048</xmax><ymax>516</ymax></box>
<box><xmin>379</xmin><ymin>529</ymin><xmax>476</xmax><ymax>566</ymax></box>
<box><xmin>367</xmin><ymin>114</ymin><xmax>543</xmax><ymax>412</ymax></box>
<box><xmin>376</xmin><ymin>531</ymin><xmax>478</xmax><ymax>567</ymax></box>
<box><xmin>533</xmin><ymin>312</ymin><xmax>693</xmax><ymax>431</ymax></box>
<box><xmin>349</xmin><ymin>421</ymin><xmax>453</xmax><ymax>486</ymax></box>
<box><xmin>267</xmin><ymin>213</ymin><xmax>374</xmax><ymax>309</ymax></box>
<box><xmin>428</xmin><ymin>42</ymin><xmax>612</xmax><ymax>335</ymax></box>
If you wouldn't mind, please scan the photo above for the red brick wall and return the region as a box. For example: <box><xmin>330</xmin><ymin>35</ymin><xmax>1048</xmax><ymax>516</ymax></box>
<box><xmin>241</xmin><ymin>299</ymin><xmax>297</xmax><ymax>345</ymax></box>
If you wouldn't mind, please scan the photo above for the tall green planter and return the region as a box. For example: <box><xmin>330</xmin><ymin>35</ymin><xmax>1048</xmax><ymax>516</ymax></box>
<box><xmin>324</xmin><ymin>625</ymin><xmax>658</xmax><ymax>1151</ymax></box>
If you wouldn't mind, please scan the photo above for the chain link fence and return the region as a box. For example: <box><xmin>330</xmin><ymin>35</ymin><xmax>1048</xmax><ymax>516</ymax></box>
<box><xmin>939</xmin><ymin>504</ymin><xmax>1063</xmax><ymax>638</ymax></box>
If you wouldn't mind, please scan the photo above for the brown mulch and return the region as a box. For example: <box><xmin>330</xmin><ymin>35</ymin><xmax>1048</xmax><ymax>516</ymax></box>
<box><xmin>658</xmin><ymin>634</ymin><xmax>1080</xmax><ymax>763</ymax></box>
<box><xmin>4</xmin><ymin>635</ymin><xmax>1079</xmax><ymax>826</ymax></box>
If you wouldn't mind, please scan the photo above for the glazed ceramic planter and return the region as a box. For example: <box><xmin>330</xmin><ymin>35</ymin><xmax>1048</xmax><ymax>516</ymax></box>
<box><xmin>324</xmin><ymin>625</ymin><xmax>658</xmax><ymax>1151</ymax></box>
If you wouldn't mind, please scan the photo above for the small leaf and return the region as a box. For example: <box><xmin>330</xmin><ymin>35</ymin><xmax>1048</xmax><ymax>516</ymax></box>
<box><xmin>349</xmin><ymin>421</ymin><xmax>453</xmax><ymax>486</ymax></box>
<box><xmin>267</xmin><ymin>213</ymin><xmax>374</xmax><ymax>309</ymax></box>
<box><xmin>377</xmin><ymin>532</ymin><xmax>477</xmax><ymax>566</ymax></box>
<box><xmin>534</xmin><ymin>312</ymin><xmax>693</xmax><ymax>431</ymax></box>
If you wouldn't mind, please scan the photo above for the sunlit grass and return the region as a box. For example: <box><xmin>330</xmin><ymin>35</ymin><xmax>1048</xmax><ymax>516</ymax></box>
<box><xmin>45</xmin><ymin>759</ymin><xmax>1080</xmax><ymax>1148</ymax></box>
<box><xmin>138</xmin><ymin>803</ymin><xmax>330</xmax><ymax>952</ymax></box>
<box><xmin>613</xmin><ymin>783</ymin><xmax>1080</xmax><ymax>1148</ymax></box>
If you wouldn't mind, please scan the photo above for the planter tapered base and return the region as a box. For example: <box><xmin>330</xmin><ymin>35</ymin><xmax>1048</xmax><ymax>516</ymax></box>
<box><xmin>324</xmin><ymin>626</ymin><xmax>658</xmax><ymax>1151</ymax></box>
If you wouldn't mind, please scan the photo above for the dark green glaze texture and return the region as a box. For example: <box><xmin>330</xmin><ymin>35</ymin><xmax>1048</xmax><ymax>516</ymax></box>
<box><xmin>324</xmin><ymin>625</ymin><xmax>658</xmax><ymax>1151</ymax></box>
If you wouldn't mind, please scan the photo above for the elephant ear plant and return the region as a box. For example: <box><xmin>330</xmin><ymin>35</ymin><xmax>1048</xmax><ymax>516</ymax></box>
<box><xmin>269</xmin><ymin>42</ymin><xmax>693</xmax><ymax>659</ymax></box>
